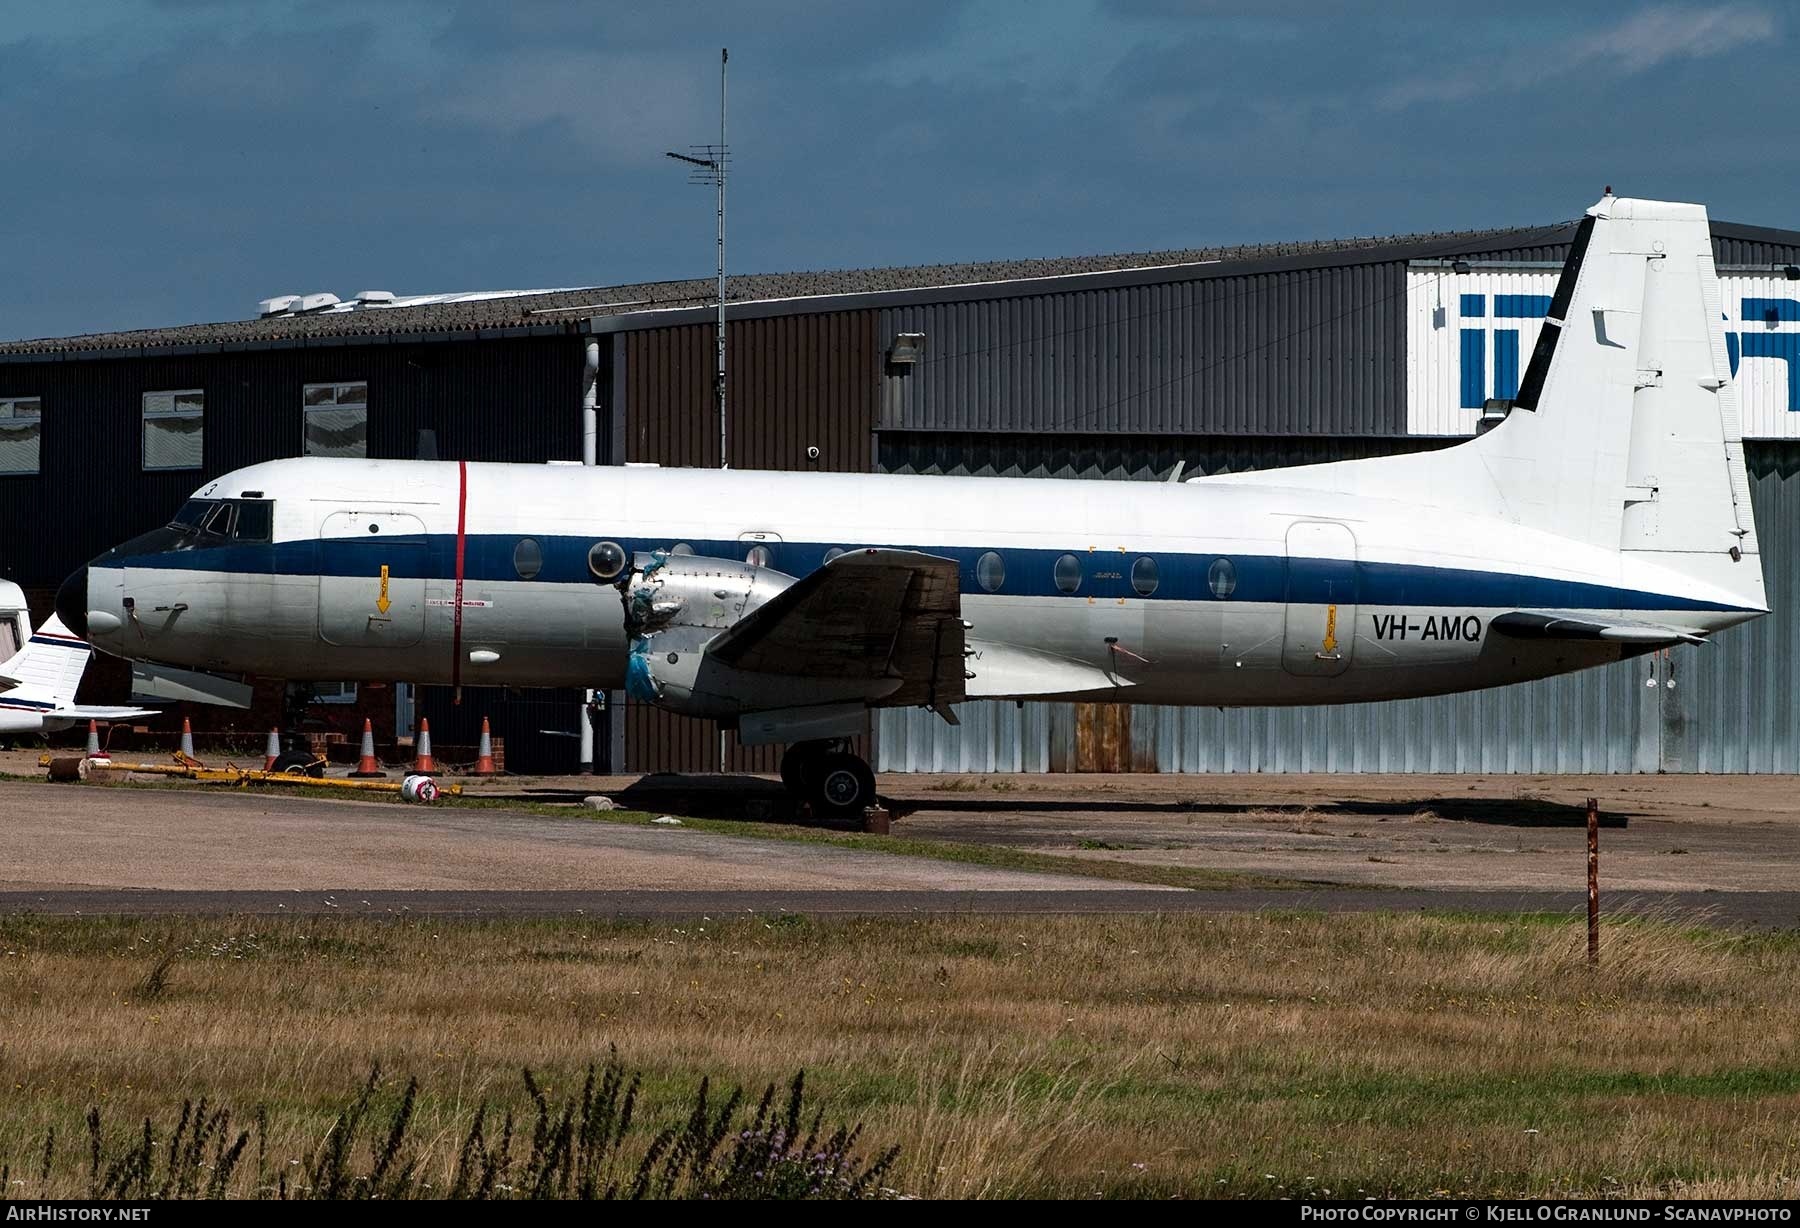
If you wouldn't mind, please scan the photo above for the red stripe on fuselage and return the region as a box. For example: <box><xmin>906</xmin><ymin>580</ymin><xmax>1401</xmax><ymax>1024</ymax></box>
<box><xmin>451</xmin><ymin>460</ymin><xmax>467</xmax><ymax>694</ymax></box>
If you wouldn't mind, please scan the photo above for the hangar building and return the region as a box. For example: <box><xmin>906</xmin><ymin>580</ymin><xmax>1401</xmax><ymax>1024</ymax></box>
<box><xmin>4</xmin><ymin>212</ymin><xmax>1800</xmax><ymax>773</ymax></box>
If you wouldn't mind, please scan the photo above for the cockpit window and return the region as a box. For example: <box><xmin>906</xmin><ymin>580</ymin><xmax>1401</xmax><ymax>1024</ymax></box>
<box><xmin>170</xmin><ymin>498</ymin><xmax>218</xmax><ymax>530</ymax></box>
<box><xmin>232</xmin><ymin>500</ymin><xmax>272</xmax><ymax>542</ymax></box>
<box><xmin>200</xmin><ymin>502</ymin><xmax>236</xmax><ymax>538</ymax></box>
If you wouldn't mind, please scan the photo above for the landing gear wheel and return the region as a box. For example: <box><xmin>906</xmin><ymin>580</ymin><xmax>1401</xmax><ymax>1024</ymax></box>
<box><xmin>270</xmin><ymin>750</ymin><xmax>325</xmax><ymax>778</ymax></box>
<box><xmin>810</xmin><ymin>752</ymin><xmax>876</xmax><ymax>819</ymax></box>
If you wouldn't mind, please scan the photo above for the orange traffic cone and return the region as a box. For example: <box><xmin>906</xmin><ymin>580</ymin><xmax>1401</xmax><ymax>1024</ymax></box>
<box><xmin>350</xmin><ymin>719</ymin><xmax>385</xmax><ymax>778</ymax></box>
<box><xmin>178</xmin><ymin>717</ymin><xmax>196</xmax><ymax>760</ymax></box>
<box><xmin>263</xmin><ymin>728</ymin><xmax>281</xmax><ymax>770</ymax></box>
<box><xmin>411</xmin><ymin>718</ymin><xmax>438</xmax><ymax>774</ymax></box>
<box><xmin>471</xmin><ymin>717</ymin><xmax>499</xmax><ymax>776</ymax></box>
<box><xmin>85</xmin><ymin>719</ymin><xmax>108</xmax><ymax>762</ymax></box>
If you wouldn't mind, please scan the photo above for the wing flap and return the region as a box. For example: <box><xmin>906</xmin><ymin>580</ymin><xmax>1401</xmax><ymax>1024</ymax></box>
<box><xmin>709</xmin><ymin>549</ymin><xmax>967</xmax><ymax>709</ymax></box>
<box><xmin>1489</xmin><ymin>611</ymin><xmax>1707</xmax><ymax>646</ymax></box>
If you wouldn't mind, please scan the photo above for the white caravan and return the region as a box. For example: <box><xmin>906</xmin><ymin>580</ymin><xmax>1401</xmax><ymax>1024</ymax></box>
<box><xmin>0</xmin><ymin>580</ymin><xmax>156</xmax><ymax>735</ymax></box>
<box><xmin>57</xmin><ymin>197</ymin><xmax>1769</xmax><ymax>812</ymax></box>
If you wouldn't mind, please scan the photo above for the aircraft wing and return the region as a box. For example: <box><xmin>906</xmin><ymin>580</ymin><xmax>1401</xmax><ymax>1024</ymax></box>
<box><xmin>708</xmin><ymin>549</ymin><xmax>967</xmax><ymax>711</ymax></box>
<box><xmin>1489</xmin><ymin>611</ymin><xmax>1707</xmax><ymax>646</ymax></box>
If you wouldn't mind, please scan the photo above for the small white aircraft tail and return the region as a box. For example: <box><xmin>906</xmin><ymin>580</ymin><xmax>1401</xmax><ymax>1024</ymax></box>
<box><xmin>1210</xmin><ymin>194</ymin><xmax>1767</xmax><ymax>615</ymax></box>
<box><xmin>0</xmin><ymin>614</ymin><xmax>156</xmax><ymax>724</ymax></box>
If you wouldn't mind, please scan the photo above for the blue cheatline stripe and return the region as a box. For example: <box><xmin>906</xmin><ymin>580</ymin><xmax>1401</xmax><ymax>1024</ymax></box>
<box><xmin>0</xmin><ymin>697</ymin><xmax>55</xmax><ymax>711</ymax></box>
<box><xmin>1494</xmin><ymin>330</ymin><xmax>1520</xmax><ymax>401</ymax></box>
<box><xmin>1494</xmin><ymin>295</ymin><xmax>1552</xmax><ymax>319</ymax></box>
<box><xmin>28</xmin><ymin>635</ymin><xmax>86</xmax><ymax>650</ymax></box>
<box><xmin>105</xmin><ymin>533</ymin><xmax>1757</xmax><ymax>615</ymax></box>
<box><xmin>1459</xmin><ymin>328</ymin><xmax>1486</xmax><ymax>409</ymax></box>
<box><xmin>1460</xmin><ymin>294</ymin><xmax>1485</xmax><ymax>318</ymax></box>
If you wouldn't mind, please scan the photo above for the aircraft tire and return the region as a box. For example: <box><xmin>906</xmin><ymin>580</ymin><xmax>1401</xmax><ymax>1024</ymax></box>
<box><xmin>270</xmin><ymin>750</ymin><xmax>326</xmax><ymax>778</ymax></box>
<box><xmin>810</xmin><ymin>751</ymin><xmax>876</xmax><ymax>818</ymax></box>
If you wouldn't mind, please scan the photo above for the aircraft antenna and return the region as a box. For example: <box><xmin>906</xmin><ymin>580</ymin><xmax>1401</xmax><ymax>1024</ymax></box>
<box><xmin>666</xmin><ymin>47</ymin><xmax>730</xmax><ymax>469</ymax></box>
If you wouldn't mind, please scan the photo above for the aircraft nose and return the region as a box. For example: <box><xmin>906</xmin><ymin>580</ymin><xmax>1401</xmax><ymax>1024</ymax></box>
<box><xmin>55</xmin><ymin>566</ymin><xmax>88</xmax><ymax>639</ymax></box>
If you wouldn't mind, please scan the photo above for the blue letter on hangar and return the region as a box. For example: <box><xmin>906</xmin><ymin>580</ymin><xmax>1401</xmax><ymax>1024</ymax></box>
<box><xmin>1459</xmin><ymin>294</ymin><xmax>1800</xmax><ymax>412</ymax></box>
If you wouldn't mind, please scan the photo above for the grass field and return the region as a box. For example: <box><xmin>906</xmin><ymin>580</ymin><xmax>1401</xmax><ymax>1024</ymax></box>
<box><xmin>2</xmin><ymin>909</ymin><xmax>1798</xmax><ymax>1198</ymax></box>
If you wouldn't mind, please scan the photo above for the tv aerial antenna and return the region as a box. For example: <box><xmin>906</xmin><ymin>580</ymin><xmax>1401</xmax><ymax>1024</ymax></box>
<box><xmin>666</xmin><ymin>48</ymin><xmax>730</xmax><ymax>469</ymax></box>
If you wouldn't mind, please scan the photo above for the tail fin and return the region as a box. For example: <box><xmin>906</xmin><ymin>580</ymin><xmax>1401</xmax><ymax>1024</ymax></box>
<box><xmin>1211</xmin><ymin>194</ymin><xmax>1767</xmax><ymax>615</ymax></box>
<box><xmin>1474</xmin><ymin>195</ymin><xmax>1763</xmax><ymax>607</ymax></box>
<box><xmin>0</xmin><ymin>614</ymin><xmax>94</xmax><ymax>710</ymax></box>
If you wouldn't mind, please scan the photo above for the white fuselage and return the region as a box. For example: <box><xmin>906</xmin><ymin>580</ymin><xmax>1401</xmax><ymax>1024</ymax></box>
<box><xmin>72</xmin><ymin>458</ymin><xmax>1761</xmax><ymax>708</ymax></box>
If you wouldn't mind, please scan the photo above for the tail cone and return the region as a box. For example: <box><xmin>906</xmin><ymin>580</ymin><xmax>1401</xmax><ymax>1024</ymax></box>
<box><xmin>263</xmin><ymin>728</ymin><xmax>281</xmax><ymax>771</ymax></box>
<box><xmin>350</xmin><ymin>719</ymin><xmax>385</xmax><ymax>778</ymax></box>
<box><xmin>471</xmin><ymin>716</ymin><xmax>499</xmax><ymax>777</ymax></box>
<box><xmin>411</xmin><ymin>718</ymin><xmax>438</xmax><ymax>774</ymax></box>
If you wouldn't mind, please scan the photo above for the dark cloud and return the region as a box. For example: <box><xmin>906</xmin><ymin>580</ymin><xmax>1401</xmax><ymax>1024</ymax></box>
<box><xmin>0</xmin><ymin>1</ymin><xmax>1789</xmax><ymax>341</ymax></box>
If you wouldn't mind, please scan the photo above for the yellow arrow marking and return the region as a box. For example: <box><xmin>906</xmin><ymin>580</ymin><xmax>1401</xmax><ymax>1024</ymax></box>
<box><xmin>1321</xmin><ymin>603</ymin><xmax>1338</xmax><ymax>654</ymax></box>
<box><xmin>376</xmin><ymin>565</ymin><xmax>391</xmax><ymax>614</ymax></box>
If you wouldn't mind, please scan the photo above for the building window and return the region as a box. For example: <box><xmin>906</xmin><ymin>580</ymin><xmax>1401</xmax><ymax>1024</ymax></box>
<box><xmin>0</xmin><ymin>397</ymin><xmax>41</xmax><ymax>475</ymax></box>
<box><xmin>308</xmin><ymin>681</ymin><xmax>358</xmax><ymax>705</ymax></box>
<box><xmin>302</xmin><ymin>382</ymin><xmax>368</xmax><ymax>458</ymax></box>
<box><xmin>1053</xmin><ymin>553</ymin><xmax>1082</xmax><ymax>594</ymax></box>
<box><xmin>143</xmin><ymin>389</ymin><xmax>204</xmax><ymax>470</ymax></box>
<box><xmin>1131</xmin><ymin>556</ymin><xmax>1159</xmax><ymax>597</ymax></box>
<box><xmin>976</xmin><ymin>551</ymin><xmax>1005</xmax><ymax>592</ymax></box>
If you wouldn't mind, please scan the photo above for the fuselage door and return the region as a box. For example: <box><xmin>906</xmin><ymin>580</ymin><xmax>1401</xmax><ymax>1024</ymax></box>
<box><xmin>318</xmin><ymin>510</ymin><xmax>427</xmax><ymax>648</ymax></box>
<box><xmin>1282</xmin><ymin>521</ymin><xmax>1358</xmax><ymax>677</ymax></box>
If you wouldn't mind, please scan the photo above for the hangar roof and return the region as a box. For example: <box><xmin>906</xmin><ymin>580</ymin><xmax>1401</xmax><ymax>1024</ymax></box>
<box><xmin>5</xmin><ymin>216</ymin><xmax>1800</xmax><ymax>360</ymax></box>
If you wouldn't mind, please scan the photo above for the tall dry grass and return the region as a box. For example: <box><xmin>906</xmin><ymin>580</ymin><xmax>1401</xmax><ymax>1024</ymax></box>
<box><xmin>0</xmin><ymin>910</ymin><xmax>1797</xmax><ymax>1198</ymax></box>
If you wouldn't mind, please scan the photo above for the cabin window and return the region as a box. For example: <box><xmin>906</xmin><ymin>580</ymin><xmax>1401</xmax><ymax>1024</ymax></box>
<box><xmin>588</xmin><ymin>541</ymin><xmax>627</xmax><ymax>580</ymax></box>
<box><xmin>0</xmin><ymin>612</ymin><xmax>21</xmax><ymax>659</ymax></box>
<box><xmin>976</xmin><ymin>551</ymin><xmax>1005</xmax><ymax>593</ymax></box>
<box><xmin>513</xmin><ymin>538</ymin><xmax>544</xmax><ymax>580</ymax></box>
<box><xmin>1053</xmin><ymin>553</ymin><xmax>1082</xmax><ymax>594</ymax></box>
<box><xmin>1131</xmin><ymin>556</ymin><xmax>1159</xmax><ymax>597</ymax></box>
<box><xmin>823</xmin><ymin>547</ymin><xmax>846</xmax><ymax>564</ymax></box>
<box><xmin>1208</xmin><ymin>558</ymin><xmax>1237</xmax><ymax>599</ymax></box>
<box><xmin>745</xmin><ymin>544</ymin><xmax>773</xmax><ymax>569</ymax></box>
<box><xmin>302</xmin><ymin>382</ymin><xmax>369</xmax><ymax>458</ymax></box>
<box><xmin>232</xmin><ymin>500</ymin><xmax>273</xmax><ymax>543</ymax></box>
<box><xmin>142</xmin><ymin>389</ymin><xmax>204</xmax><ymax>470</ymax></box>
<box><xmin>0</xmin><ymin>397</ymin><xmax>42</xmax><ymax>475</ymax></box>
<box><xmin>670</xmin><ymin>543</ymin><xmax>695</xmax><ymax>556</ymax></box>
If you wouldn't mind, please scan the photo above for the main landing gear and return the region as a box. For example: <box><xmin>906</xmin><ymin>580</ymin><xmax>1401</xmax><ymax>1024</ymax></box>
<box><xmin>779</xmin><ymin>739</ymin><xmax>878</xmax><ymax>819</ymax></box>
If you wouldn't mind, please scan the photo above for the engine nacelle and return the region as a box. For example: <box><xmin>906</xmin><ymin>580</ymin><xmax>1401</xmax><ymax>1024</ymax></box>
<box><xmin>615</xmin><ymin>550</ymin><xmax>899</xmax><ymax>722</ymax></box>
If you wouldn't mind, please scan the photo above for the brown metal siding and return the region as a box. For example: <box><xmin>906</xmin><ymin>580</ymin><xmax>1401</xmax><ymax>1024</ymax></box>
<box><xmin>621</xmin><ymin>310</ymin><xmax>880</xmax><ymax>773</ymax></box>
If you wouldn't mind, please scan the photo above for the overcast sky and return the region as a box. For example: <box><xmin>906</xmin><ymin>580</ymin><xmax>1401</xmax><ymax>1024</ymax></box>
<box><xmin>1</xmin><ymin>0</ymin><xmax>1789</xmax><ymax>341</ymax></box>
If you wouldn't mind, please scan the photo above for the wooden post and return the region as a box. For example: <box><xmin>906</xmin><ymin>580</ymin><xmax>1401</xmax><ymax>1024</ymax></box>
<box><xmin>1587</xmin><ymin>796</ymin><xmax>1600</xmax><ymax>966</ymax></box>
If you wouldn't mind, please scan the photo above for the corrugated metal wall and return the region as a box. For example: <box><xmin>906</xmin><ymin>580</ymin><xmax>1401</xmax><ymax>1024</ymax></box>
<box><xmin>0</xmin><ymin>336</ymin><xmax>587</xmax><ymax>589</ymax></box>
<box><xmin>620</xmin><ymin>310</ymin><xmax>879</xmax><ymax>772</ymax></box>
<box><xmin>877</xmin><ymin>442</ymin><xmax>1800</xmax><ymax>774</ymax></box>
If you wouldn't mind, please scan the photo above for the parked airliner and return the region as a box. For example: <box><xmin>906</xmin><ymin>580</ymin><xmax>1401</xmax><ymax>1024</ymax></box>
<box><xmin>56</xmin><ymin>197</ymin><xmax>1768</xmax><ymax>813</ymax></box>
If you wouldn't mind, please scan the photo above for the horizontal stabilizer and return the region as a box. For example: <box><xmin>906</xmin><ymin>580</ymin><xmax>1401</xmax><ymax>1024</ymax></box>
<box><xmin>60</xmin><ymin>705</ymin><xmax>159</xmax><ymax>721</ymax></box>
<box><xmin>129</xmin><ymin>662</ymin><xmax>254</xmax><ymax>709</ymax></box>
<box><xmin>0</xmin><ymin>672</ymin><xmax>17</xmax><ymax>695</ymax></box>
<box><xmin>1489</xmin><ymin>611</ymin><xmax>1706</xmax><ymax>647</ymax></box>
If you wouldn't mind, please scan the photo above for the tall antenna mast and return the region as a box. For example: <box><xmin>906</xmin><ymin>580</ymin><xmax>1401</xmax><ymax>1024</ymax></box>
<box><xmin>666</xmin><ymin>48</ymin><xmax>730</xmax><ymax>469</ymax></box>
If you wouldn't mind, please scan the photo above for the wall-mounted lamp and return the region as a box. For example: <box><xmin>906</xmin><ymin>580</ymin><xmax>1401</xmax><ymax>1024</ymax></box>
<box><xmin>1450</xmin><ymin>260</ymin><xmax>1472</xmax><ymax>275</ymax></box>
<box><xmin>888</xmin><ymin>332</ymin><xmax>926</xmax><ymax>365</ymax></box>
